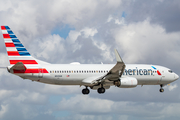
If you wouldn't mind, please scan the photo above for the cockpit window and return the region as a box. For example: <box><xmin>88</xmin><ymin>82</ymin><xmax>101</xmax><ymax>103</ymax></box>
<box><xmin>168</xmin><ymin>70</ymin><xmax>173</xmax><ymax>73</ymax></box>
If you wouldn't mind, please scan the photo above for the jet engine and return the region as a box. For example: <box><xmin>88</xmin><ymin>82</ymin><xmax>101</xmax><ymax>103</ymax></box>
<box><xmin>118</xmin><ymin>77</ymin><xmax>138</xmax><ymax>88</ymax></box>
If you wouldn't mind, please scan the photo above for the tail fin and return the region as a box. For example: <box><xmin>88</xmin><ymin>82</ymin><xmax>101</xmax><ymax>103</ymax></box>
<box><xmin>1</xmin><ymin>26</ymin><xmax>38</xmax><ymax>65</ymax></box>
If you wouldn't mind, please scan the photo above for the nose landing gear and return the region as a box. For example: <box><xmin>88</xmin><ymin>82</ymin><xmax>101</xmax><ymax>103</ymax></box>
<box><xmin>159</xmin><ymin>84</ymin><xmax>164</xmax><ymax>93</ymax></box>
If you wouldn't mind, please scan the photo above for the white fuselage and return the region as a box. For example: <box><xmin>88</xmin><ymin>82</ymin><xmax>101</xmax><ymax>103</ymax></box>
<box><xmin>16</xmin><ymin>64</ymin><xmax>178</xmax><ymax>86</ymax></box>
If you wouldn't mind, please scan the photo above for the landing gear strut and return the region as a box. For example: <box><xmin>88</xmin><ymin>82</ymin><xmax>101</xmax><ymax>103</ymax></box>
<box><xmin>82</xmin><ymin>87</ymin><xmax>90</xmax><ymax>95</ymax></box>
<box><xmin>159</xmin><ymin>84</ymin><xmax>164</xmax><ymax>93</ymax></box>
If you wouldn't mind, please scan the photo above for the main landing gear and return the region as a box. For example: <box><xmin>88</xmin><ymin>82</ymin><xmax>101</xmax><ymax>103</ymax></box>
<box><xmin>97</xmin><ymin>87</ymin><xmax>105</xmax><ymax>94</ymax></box>
<box><xmin>97</xmin><ymin>84</ymin><xmax>106</xmax><ymax>94</ymax></box>
<box><xmin>82</xmin><ymin>86</ymin><xmax>106</xmax><ymax>95</ymax></box>
<box><xmin>82</xmin><ymin>87</ymin><xmax>90</xmax><ymax>95</ymax></box>
<box><xmin>159</xmin><ymin>84</ymin><xmax>164</xmax><ymax>93</ymax></box>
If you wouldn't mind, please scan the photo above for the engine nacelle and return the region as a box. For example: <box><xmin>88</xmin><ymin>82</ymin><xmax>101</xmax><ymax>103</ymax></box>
<box><xmin>119</xmin><ymin>77</ymin><xmax>138</xmax><ymax>88</ymax></box>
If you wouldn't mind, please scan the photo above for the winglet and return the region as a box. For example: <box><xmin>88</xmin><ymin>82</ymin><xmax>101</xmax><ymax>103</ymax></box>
<box><xmin>114</xmin><ymin>49</ymin><xmax>123</xmax><ymax>63</ymax></box>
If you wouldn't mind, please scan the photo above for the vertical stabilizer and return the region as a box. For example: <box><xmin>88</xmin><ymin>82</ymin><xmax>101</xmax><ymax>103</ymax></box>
<box><xmin>1</xmin><ymin>26</ymin><xmax>49</xmax><ymax>75</ymax></box>
<box><xmin>1</xmin><ymin>26</ymin><xmax>38</xmax><ymax>66</ymax></box>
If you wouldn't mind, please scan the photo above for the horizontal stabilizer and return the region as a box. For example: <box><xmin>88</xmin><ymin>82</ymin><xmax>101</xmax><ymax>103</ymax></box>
<box><xmin>10</xmin><ymin>62</ymin><xmax>27</xmax><ymax>71</ymax></box>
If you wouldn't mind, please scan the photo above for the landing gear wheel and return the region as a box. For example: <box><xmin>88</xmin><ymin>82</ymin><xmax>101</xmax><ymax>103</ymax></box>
<box><xmin>159</xmin><ymin>88</ymin><xmax>164</xmax><ymax>93</ymax></box>
<box><xmin>159</xmin><ymin>84</ymin><xmax>164</xmax><ymax>93</ymax></box>
<box><xmin>82</xmin><ymin>88</ymin><xmax>90</xmax><ymax>95</ymax></box>
<box><xmin>97</xmin><ymin>87</ymin><xmax>105</xmax><ymax>94</ymax></box>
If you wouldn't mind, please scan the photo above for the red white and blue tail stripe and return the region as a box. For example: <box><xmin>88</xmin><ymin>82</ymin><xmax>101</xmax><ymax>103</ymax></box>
<box><xmin>1</xmin><ymin>26</ymin><xmax>49</xmax><ymax>74</ymax></box>
<box><xmin>1</xmin><ymin>26</ymin><xmax>38</xmax><ymax>65</ymax></box>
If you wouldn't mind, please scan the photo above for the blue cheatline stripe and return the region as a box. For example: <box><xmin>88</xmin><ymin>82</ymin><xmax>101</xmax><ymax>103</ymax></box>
<box><xmin>5</xmin><ymin>26</ymin><xmax>10</xmax><ymax>29</ymax></box>
<box><xmin>7</xmin><ymin>30</ymin><xmax>14</xmax><ymax>34</ymax></box>
<box><xmin>12</xmin><ymin>39</ymin><xmax>20</xmax><ymax>42</ymax></box>
<box><xmin>16</xmin><ymin>48</ymin><xmax>27</xmax><ymax>51</ymax></box>
<box><xmin>19</xmin><ymin>52</ymin><xmax>31</xmax><ymax>56</ymax></box>
<box><xmin>14</xmin><ymin>44</ymin><xmax>24</xmax><ymax>47</ymax></box>
<box><xmin>9</xmin><ymin>35</ymin><xmax>17</xmax><ymax>38</ymax></box>
<box><xmin>151</xmin><ymin>66</ymin><xmax>157</xmax><ymax>70</ymax></box>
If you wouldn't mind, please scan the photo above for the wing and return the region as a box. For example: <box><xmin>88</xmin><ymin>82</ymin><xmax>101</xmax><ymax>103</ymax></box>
<box><xmin>104</xmin><ymin>49</ymin><xmax>125</xmax><ymax>80</ymax></box>
<box><xmin>82</xmin><ymin>49</ymin><xmax>125</xmax><ymax>87</ymax></box>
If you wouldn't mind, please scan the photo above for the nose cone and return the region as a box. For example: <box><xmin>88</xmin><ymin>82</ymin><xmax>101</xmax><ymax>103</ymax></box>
<box><xmin>174</xmin><ymin>73</ymin><xmax>179</xmax><ymax>81</ymax></box>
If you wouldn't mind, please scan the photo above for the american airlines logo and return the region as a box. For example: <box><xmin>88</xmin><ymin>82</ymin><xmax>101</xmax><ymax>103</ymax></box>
<box><xmin>123</xmin><ymin>66</ymin><xmax>161</xmax><ymax>76</ymax></box>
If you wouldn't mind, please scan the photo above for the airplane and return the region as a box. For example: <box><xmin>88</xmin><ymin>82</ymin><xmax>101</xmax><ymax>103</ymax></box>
<box><xmin>0</xmin><ymin>26</ymin><xmax>179</xmax><ymax>95</ymax></box>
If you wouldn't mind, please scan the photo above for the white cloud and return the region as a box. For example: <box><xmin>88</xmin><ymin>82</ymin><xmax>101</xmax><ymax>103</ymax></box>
<box><xmin>115</xmin><ymin>18</ymin><xmax>125</xmax><ymax>25</ymax></box>
<box><xmin>113</xmin><ymin>19</ymin><xmax>180</xmax><ymax>63</ymax></box>
<box><xmin>107</xmin><ymin>16</ymin><xmax>113</xmax><ymax>22</ymax></box>
<box><xmin>161</xmin><ymin>103</ymin><xmax>180</xmax><ymax>118</ymax></box>
<box><xmin>68</xmin><ymin>30</ymin><xmax>81</xmax><ymax>43</ymax></box>
<box><xmin>51</xmin><ymin>94</ymin><xmax>180</xmax><ymax>119</ymax></box>
<box><xmin>39</xmin><ymin>85</ymin><xmax>80</xmax><ymax>95</ymax></box>
<box><xmin>0</xmin><ymin>90</ymin><xmax>13</xmax><ymax>100</ymax></box>
<box><xmin>0</xmin><ymin>0</ymin><xmax>12</xmax><ymax>11</ymax></box>
<box><xmin>68</xmin><ymin>27</ymin><xmax>98</xmax><ymax>43</ymax></box>
<box><xmin>0</xmin><ymin>53</ymin><xmax>9</xmax><ymax>67</ymax></box>
<box><xmin>107</xmin><ymin>15</ymin><xmax>126</xmax><ymax>25</ymax></box>
<box><xmin>29</xmin><ymin>34</ymin><xmax>65</xmax><ymax>62</ymax></box>
<box><xmin>0</xmin><ymin>105</ymin><xmax>8</xmax><ymax>118</ymax></box>
<box><xmin>56</xmin><ymin>95</ymin><xmax>114</xmax><ymax>113</ymax></box>
<box><xmin>80</xmin><ymin>28</ymin><xmax>98</xmax><ymax>38</ymax></box>
<box><xmin>167</xmin><ymin>84</ymin><xmax>178</xmax><ymax>91</ymax></box>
